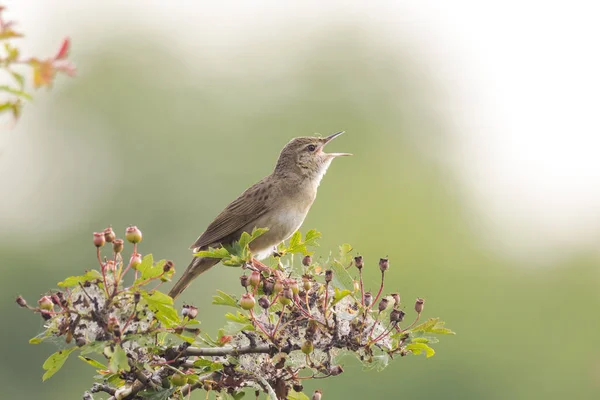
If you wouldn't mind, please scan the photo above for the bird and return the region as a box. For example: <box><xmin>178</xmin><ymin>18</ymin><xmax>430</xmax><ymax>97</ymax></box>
<box><xmin>168</xmin><ymin>131</ymin><xmax>351</xmax><ymax>299</ymax></box>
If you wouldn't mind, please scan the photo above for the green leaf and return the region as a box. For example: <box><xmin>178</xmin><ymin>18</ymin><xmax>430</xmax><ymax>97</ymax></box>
<box><xmin>338</xmin><ymin>243</ymin><xmax>353</xmax><ymax>266</ymax></box>
<box><xmin>29</xmin><ymin>331</ymin><xmax>51</xmax><ymax>344</ymax></box>
<box><xmin>78</xmin><ymin>356</ymin><xmax>107</xmax><ymax>370</ymax></box>
<box><xmin>330</xmin><ymin>260</ymin><xmax>355</xmax><ymax>292</ymax></box>
<box><xmin>212</xmin><ymin>290</ymin><xmax>241</xmax><ymax>309</ymax></box>
<box><xmin>42</xmin><ymin>347</ymin><xmax>76</xmax><ymax>381</ymax></box>
<box><xmin>232</xmin><ymin>391</ymin><xmax>246</xmax><ymax>400</ymax></box>
<box><xmin>109</xmin><ymin>344</ymin><xmax>130</xmax><ymax>373</ymax></box>
<box><xmin>405</xmin><ymin>342</ymin><xmax>436</xmax><ymax>358</ymax></box>
<box><xmin>134</xmin><ymin>255</ymin><xmax>166</xmax><ymax>284</ymax></box>
<box><xmin>142</xmin><ymin>291</ymin><xmax>181</xmax><ymax>328</ymax></box>
<box><xmin>193</xmin><ymin>359</ymin><xmax>223</xmax><ymax>372</ymax></box>
<box><xmin>410</xmin><ymin>318</ymin><xmax>455</xmax><ymax>335</ymax></box>
<box><xmin>224</xmin><ymin>321</ymin><xmax>255</xmax><ymax>335</ymax></box>
<box><xmin>195</xmin><ymin>247</ymin><xmax>230</xmax><ymax>259</ymax></box>
<box><xmin>331</xmin><ymin>288</ymin><xmax>352</xmax><ymax>306</ymax></box>
<box><xmin>138</xmin><ymin>387</ymin><xmax>177</xmax><ymax>400</ymax></box>
<box><xmin>289</xmin><ymin>231</ymin><xmax>301</xmax><ymax>250</ymax></box>
<box><xmin>10</xmin><ymin>71</ymin><xmax>24</xmax><ymax>89</ymax></box>
<box><xmin>303</xmin><ymin>229</ymin><xmax>321</xmax><ymax>247</ymax></box>
<box><xmin>225</xmin><ymin>312</ymin><xmax>250</xmax><ymax>324</ymax></box>
<box><xmin>288</xmin><ymin>390</ymin><xmax>310</xmax><ymax>400</ymax></box>
<box><xmin>57</xmin><ymin>269</ymin><xmax>102</xmax><ymax>287</ymax></box>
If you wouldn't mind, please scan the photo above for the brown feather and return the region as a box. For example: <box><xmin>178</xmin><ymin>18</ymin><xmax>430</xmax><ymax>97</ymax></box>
<box><xmin>189</xmin><ymin>177</ymin><xmax>275</xmax><ymax>251</ymax></box>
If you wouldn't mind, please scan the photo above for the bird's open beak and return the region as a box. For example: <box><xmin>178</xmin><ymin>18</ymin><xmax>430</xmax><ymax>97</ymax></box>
<box><xmin>322</xmin><ymin>131</ymin><xmax>352</xmax><ymax>157</ymax></box>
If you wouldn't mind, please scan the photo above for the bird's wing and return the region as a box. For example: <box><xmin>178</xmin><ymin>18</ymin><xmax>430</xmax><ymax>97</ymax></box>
<box><xmin>190</xmin><ymin>179</ymin><xmax>274</xmax><ymax>251</ymax></box>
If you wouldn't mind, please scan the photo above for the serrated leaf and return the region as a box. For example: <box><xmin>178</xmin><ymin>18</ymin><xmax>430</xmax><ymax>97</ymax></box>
<box><xmin>405</xmin><ymin>342</ymin><xmax>435</xmax><ymax>358</ymax></box>
<box><xmin>193</xmin><ymin>359</ymin><xmax>224</xmax><ymax>372</ymax></box>
<box><xmin>224</xmin><ymin>321</ymin><xmax>255</xmax><ymax>335</ymax></box>
<box><xmin>225</xmin><ymin>312</ymin><xmax>250</xmax><ymax>324</ymax></box>
<box><xmin>288</xmin><ymin>391</ymin><xmax>310</xmax><ymax>400</ymax></box>
<box><xmin>195</xmin><ymin>247</ymin><xmax>230</xmax><ymax>259</ymax></box>
<box><xmin>42</xmin><ymin>347</ymin><xmax>76</xmax><ymax>381</ymax></box>
<box><xmin>330</xmin><ymin>260</ymin><xmax>355</xmax><ymax>292</ymax></box>
<box><xmin>303</xmin><ymin>229</ymin><xmax>321</xmax><ymax>247</ymax></box>
<box><xmin>232</xmin><ymin>391</ymin><xmax>246</xmax><ymax>400</ymax></box>
<box><xmin>109</xmin><ymin>344</ymin><xmax>130</xmax><ymax>373</ymax></box>
<box><xmin>410</xmin><ymin>318</ymin><xmax>455</xmax><ymax>335</ymax></box>
<box><xmin>338</xmin><ymin>243</ymin><xmax>353</xmax><ymax>266</ymax></box>
<box><xmin>212</xmin><ymin>290</ymin><xmax>241</xmax><ymax>309</ymax></box>
<box><xmin>78</xmin><ymin>356</ymin><xmax>107</xmax><ymax>369</ymax></box>
<box><xmin>331</xmin><ymin>288</ymin><xmax>352</xmax><ymax>306</ymax></box>
<box><xmin>134</xmin><ymin>256</ymin><xmax>166</xmax><ymax>284</ymax></box>
<box><xmin>57</xmin><ymin>269</ymin><xmax>102</xmax><ymax>287</ymax></box>
<box><xmin>142</xmin><ymin>291</ymin><xmax>181</xmax><ymax>328</ymax></box>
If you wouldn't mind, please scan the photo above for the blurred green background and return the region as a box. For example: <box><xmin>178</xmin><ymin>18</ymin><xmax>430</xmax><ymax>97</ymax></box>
<box><xmin>1</xmin><ymin>4</ymin><xmax>600</xmax><ymax>400</ymax></box>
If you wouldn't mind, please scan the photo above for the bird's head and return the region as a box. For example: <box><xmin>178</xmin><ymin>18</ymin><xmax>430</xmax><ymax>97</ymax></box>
<box><xmin>274</xmin><ymin>131</ymin><xmax>351</xmax><ymax>183</ymax></box>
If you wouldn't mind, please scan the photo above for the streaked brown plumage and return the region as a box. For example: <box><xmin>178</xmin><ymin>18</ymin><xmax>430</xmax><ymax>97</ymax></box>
<box><xmin>168</xmin><ymin>132</ymin><xmax>351</xmax><ymax>299</ymax></box>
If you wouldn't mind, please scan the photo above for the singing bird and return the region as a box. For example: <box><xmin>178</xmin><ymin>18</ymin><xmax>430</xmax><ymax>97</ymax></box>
<box><xmin>168</xmin><ymin>131</ymin><xmax>351</xmax><ymax>299</ymax></box>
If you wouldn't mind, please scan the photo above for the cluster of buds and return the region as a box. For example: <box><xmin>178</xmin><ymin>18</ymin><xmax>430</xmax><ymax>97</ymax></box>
<box><xmin>17</xmin><ymin>228</ymin><xmax>447</xmax><ymax>400</ymax></box>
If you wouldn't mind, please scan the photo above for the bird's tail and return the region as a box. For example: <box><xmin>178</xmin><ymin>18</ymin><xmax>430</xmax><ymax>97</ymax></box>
<box><xmin>168</xmin><ymin>257</ymin><xmax>219</xmax><ymax>299</ymax></box>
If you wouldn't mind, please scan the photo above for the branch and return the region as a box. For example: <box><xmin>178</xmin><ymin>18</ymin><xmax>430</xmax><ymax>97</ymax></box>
<box><xmin>184</xmin><ymin>343</ymin><xmax>298</xmax><ymax>357</ymax></box>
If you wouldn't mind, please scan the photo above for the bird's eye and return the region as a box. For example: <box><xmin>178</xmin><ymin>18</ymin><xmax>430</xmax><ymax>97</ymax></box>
<box><xmin>307</xmin><ymin>144</ymin><xmax>316</xmax><ymax>152</ymax></box>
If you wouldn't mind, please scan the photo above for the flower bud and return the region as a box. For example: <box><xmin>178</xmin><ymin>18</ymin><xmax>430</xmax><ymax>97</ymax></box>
<box><xmin>302</xmin><ymin>276</ymin><xmax>312</xmax><ymax>291</ymax></box>
<box><xmin>279</xmin><ymin>287</ymin><xmax>293</xmax><ymax>305</ymax></box>
<box><xmin>258</xmin><ymin>296</ymin><xmax>270</xmax><ymax>309</ymax></box>
<box><xmin>112</xmin><ymin>239</ymin><xmax>124</xmax><ymax>254</ymax></box>
<box><xmin>240</xmin><ymin>293</ymin><xmax>256</xmax><ymax>310</ymax></box>
<box><xmin>163</xmin><ymin>260</ymin><xmax>174</xmax><ymax>273</ymax></box>
<box><xmin>170</xmin><ymin>372</ymin><xmax>188</xmax><ymax>387</ymax></box>
<box><xmin>302</xmin><ymin>255</ymin><xmax>312</xmax><ymax>266</ymax></box>
<box><xmin>274</xmin><ymin>279</ymin><xmax>284</xmax><ymax>294</ymax></box>
<box><xmin>130</xmin><ymin>253</ymin><xmax>142</xmax><ymax>270</ymax></box>
<box><xmin>240</xmin><ymin>275</ymin><xmax>249</xmax><ymax>288</ymax></box>
<box><xmin>378</xmin><ymin>297</ymin><xmax>389</xmax><ymax>313</ymax></box>
<box><xmin>249</xmin><ymin>270</ymin><xmax>261</xmax><ymax>288</ymax></box>
<box><xmin>329</xmin><ymin>365</ymin><xmax>344</xmax><ymax>376</ymax></box>
<box><xmin>379</xmin><ymin>257</ymin><xmax>389</xmax><ymax>272</ymax></box>
<box><xmin>187</xmin><ymin>305</ymin><xmax>198</xmax><ymax>319</ymax></box>
<box><xmin>289</xmin><ymin>280</ymin><xmax>299</xmax><ymax>295</ymax></box>
<box><xmin>103</xmin><ymin>227</ymin><xmax>116</xmax><ymax>243</ymax></box>
<box><xmin>263</xmin><ymin>277</ymin><xmax>274</xmax><ymax>295</ymax></box>
<box><xmin>354</xmin><ymin>255</ymin><xmax>363</xmax><ymax>269</ymax></box>
<box><xmin>301</xmin><ymin>340</ymin><xmax>314</xmax><ymax>355</ymax></box>
<box><xmin>391</xmin><ymin>293</ymin><xmax>400</xmax><ymax>307</ymax></box>
<box><xmin>41</xmin><ymin>310</ymin><xmax>52</xmax><ymax>320</ymax></box>
<box><xmin>325</xmin><ymin>269</ymin><xmax>333</xmax><ymax>283</ymax></box>
<box><xmin>15</xmin><ymin>295</ymin><xmax>27</xmax><ymax>308</ymax></box>
<box><xmin>134</xmin><ymin>291</ymin><xmax>141</xmax><ymax>303</ymax></box>
<box><xmin>390</xmin><ymin>309</ymin><xmax>405</xmax><ymax>323</ymax></box>
<box><xmin>312</xmin><ymin>389</ymin><xmax>322</xmax><ymax>400</ymax></box>
<box><xmin>125</xmin><ymin>226</ymin><xmax>142</xmax><ymax>244</ymax></box>
<box><xmin>415</xmin><ymin>298</ymin><xmax>424</xmax><ymax>314</ymax></box>
<box><xmin>38</xmin><ymin>295</ymin><xmax>53</xmax><ymax>311</ymax></box>
<box><xmin>93</xmin><ymin>232</ymin><xmax>105</xmax><ymax>248</ymax></box>
<box><xmin>364</xmin><ymin>291</ymin><xmax>373</xmax><ymax>307</ymax></box>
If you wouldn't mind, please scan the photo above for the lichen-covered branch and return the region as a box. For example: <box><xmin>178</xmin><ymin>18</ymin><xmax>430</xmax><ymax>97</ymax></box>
<box><xmin>17</xmin><ymin>226</ymin><xmax>454</xmax><ymax>400</ymax></box>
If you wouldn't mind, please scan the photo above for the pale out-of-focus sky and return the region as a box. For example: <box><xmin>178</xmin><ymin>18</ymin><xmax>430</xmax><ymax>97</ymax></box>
<box><xmin>3</xmin><ymin>0</ymin><xmax>600</xmax><ymax>262</ymax></box>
